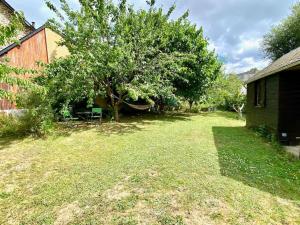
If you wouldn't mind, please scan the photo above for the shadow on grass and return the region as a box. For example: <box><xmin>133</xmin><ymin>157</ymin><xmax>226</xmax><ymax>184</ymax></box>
<box><xmin>0</xmin><ymin>135</ymin><xmax>33</xmax><ymax>151</ymax></box>
<box><xmin>1</xmin><ymin>113</ymin><xmax>194</xmax><ymax>148</ymax></box>
<box><xmin>213</xmin><ymin>126</ymin><xmax>300</xmax><ymax>201</ymax></box>
<box><xmin>55</xmin><ymin>112</ymin><xmax>194</xmax><ymax>137</ymax></box>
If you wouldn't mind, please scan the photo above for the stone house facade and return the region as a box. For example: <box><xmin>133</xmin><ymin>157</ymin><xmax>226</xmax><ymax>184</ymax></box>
<box><xmin>0</xmin><ymin>0</ymin><xmax>34</xmax><ymax>50</ymax></box>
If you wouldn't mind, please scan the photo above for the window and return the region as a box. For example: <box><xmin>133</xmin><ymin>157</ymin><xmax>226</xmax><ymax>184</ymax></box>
<box><xmin>254</xmin><ymin>79</ymin><xmax>266</xmax><ymax>107</ymax></box>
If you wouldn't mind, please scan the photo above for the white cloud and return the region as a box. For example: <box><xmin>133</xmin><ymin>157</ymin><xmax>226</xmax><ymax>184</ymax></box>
<box><xmin>208</xmin><ymin>40</ymin><xmax>218</xmax><ymax>52</ymax></box>
<box><xmin>225</xmin><ymin>57</ymin><xmax>270</xmax><ymax>74</ymax></box>
<box><xmin>69</xmin><ymin>0</ymin><xmax>80</xmax><ymax>8</ymax></box>
<box><xmin>236</xmin><ymin>37</ymin><xmax>262</xmax><ymax>55</ymax></box>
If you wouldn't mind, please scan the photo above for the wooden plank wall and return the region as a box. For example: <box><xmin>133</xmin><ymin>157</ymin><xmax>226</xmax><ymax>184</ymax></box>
<box><xmin>278</xmin><ymin>70</ymin><xmax>300</xmax><ymax>144</ymax></box>
<box><xmin>0</xmin><ymin>29</ymin><xmax>48</xmax><ymax>110</ymax></box>
<box><xmin>246</xmin><ymin>75</ymin><xmax>280</xmax><ymax>132</ymax></box>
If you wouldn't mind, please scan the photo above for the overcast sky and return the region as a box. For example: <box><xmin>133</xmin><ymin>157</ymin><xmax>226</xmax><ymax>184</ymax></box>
<box><xmin>7</xmin><ymin>0</ymin><xmax>298</xmax><ymax>73</ymax></box>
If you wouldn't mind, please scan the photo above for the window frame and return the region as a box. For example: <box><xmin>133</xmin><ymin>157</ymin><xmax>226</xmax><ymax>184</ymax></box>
<box><xmin>254</xmin><ymin>79</ymin><xmax>266</xmax><ymax>108</ymax></box>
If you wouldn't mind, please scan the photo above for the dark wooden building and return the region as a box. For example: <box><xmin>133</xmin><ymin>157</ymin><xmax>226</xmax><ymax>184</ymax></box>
<box><xmin>246</xmin><ymin>47</ymin><xmax>300</xmax><ymax>145</ymax></box>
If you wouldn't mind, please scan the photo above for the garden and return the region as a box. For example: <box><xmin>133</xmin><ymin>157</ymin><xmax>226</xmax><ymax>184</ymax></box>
<box><xmin>1</xmin><ymin>0</ymin><xmax>246</xmax><ymax>137</ymax></box>
<box><xmin>1</xmin><ymin>112</ymin><xmax>300</xmax><ymax>224</ymax></box>
<box><xmin>1</xmin><ymin>1</ymin><xmax>300</xmax><ymax>224</ymax></box>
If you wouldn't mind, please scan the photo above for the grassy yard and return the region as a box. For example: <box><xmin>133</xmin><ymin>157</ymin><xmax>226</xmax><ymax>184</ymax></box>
<box><xmin>0</xmin><ymin>112</ymin><xmax>300</xmax><ymax>225</ymax></box>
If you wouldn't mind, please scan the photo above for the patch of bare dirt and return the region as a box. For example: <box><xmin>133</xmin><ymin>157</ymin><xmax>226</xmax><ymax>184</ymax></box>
<box><xmin>132</xmin><ymin>200</ymin><xmax>157</xmax><ymax>224</ymax></box>
<box><xmin>0</xmin><ymin>160</ymin><xmax>32</xmax><ymax>179</ymax></box>
<box><xmin>4</xmin><ymin>184</ymin><xmax>16</xmax><ymax>193</ymax></box>
<box><xmin>14</xmin><ymin>161</ymin><xmax>31</xmax><ymax>172</ymax></box>
<box><xmin>7</xmin><ymin>218</ymin><xmax>19</xmax><ymax>225</ymax></box>
<box><xmin>147</xmin><ymin>169</ymin><xmax>159</xmax><ymax>177</ymax></box>
<box><xmin>183</xmin><ymin>209</ymin><xmax>216</xmax><ymax>225</ymax></box>
<box><xmin>104</xmin><ymin>182</ymin><xmax>131</xmax><ymax>201</ymax></box>
<box><xmin>54</xmin><ymin>201</ymin><xmax>83</xmax><ymax>225</ymax></box>
<box><xmin>103</xmin><ymin>178</ymin><xmax>228</xmax><ymax>224</ymax></box>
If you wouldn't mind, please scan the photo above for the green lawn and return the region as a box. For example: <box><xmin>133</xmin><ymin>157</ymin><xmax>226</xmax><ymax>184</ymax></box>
<box><xmin>0</xmin><ymin>112</ymin><xmax>300</xmax><ymax>225</ymax></box>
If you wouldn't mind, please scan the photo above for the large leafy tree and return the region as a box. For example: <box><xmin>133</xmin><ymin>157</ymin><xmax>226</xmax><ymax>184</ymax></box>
<box><xmin>0</xmin><ymin>13</ymin><xmax>34</xmax><ymax>100</ymax></box>
<box><xmin>169</xmin><ymin>20</ymin><xmax>221</xmax><ymax>109</ymax></box>
<box><xmin>263</xmin><ymin>2</ymin><xmax>300</xmax><ymax>60</ymax></box>
<box><xmin>45</xmin><ymin>0</ymin><xmax>184</xmax><ymax>121</ymax></box>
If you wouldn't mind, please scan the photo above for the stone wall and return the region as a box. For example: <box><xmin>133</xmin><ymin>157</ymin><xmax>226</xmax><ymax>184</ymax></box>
<box><xmin>0</xmin><ymin>1</ymin><xmax>33</xmax><ymax>50</ymax></box>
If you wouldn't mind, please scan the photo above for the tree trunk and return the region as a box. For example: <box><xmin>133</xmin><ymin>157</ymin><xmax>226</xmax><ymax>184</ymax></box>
<box><xmin>106</xmin><ymin>86</ymin><xmax>121</xmax><ymax>122</ymax></box>
<box><xmin>159</xmin><ymin>103</ymin><xmax>165</xmax><ymax>113</ymax></box>
<box><xmin>114</xmin><ymin>104</ymin><xmax>120</xmax><ymax>122</ymax></box>
<box><xmin>237</xmin><ymin>110</ymin><xmax>243</xmax><ymax>119</ymax></box>
<box><xmin>239</xmin><ymin>104</ymin><xmax>245</xmax><ymax>119</ymax></box>
<box><xmin>232</xmin><ymin>104</ymin><xmax>245</xmax><ymax>119</ymax></box>
<box><xmin>189</xmin><ymin>101</ymin><xmax>194</xmax><ymax>111</ymax></box>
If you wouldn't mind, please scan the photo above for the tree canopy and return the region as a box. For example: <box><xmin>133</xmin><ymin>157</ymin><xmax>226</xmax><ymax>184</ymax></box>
<box><xmin>44</xmin><ymin>0</ymin><xmax>221</xmax><ymax>121</ymax></box>
<box><xmin>169</xmin><ymin>20</ymin><xmax>221</xmax><ymax>109</ymax></box>
<box><xmin>263</xmin><ymin>2</ymin><xmax>300</xmax><ymax>60</ymax></box>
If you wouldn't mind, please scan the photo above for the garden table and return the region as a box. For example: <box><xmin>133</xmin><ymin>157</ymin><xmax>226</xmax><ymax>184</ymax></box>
<box><xmin>76</xmin><ymin>111</ymin><xmax>92</xmax><ymax>121</ymax></box>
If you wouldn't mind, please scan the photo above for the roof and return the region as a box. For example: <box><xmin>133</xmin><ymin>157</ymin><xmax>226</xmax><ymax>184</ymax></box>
<box><xmin>246</xmin><ymin>47</ymin><xmax>300</xmax><ymax>84</ymax></box>
<box><xmin>0</xmin><ymin>25</ymin><xmax>45</xmax><ymax>56</ymax></box>
<box><xmin>0</xmin><ymin>0</ymin><xmax>35</xmax><ymax>30</ymax></box>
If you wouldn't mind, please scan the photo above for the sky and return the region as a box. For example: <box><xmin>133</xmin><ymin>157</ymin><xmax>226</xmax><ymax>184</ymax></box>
<box><xmin>7</xmin><ymin>0</ymin><xmax>298</xmax><ymax>73</ymax></box>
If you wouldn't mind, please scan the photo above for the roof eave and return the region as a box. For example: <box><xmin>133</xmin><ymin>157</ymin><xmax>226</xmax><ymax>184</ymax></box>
<box><xmin>246</xmin><ymin>60</ymin><xmax>300</xmax><ymax>84</ymax></box>
<box><xmin>0</xmin><ymin>25</ymin><xmax>46</xmax><ymax>57</ymax></box>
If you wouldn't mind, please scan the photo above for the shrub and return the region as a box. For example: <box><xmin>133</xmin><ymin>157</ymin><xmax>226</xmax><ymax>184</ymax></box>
<box><xmin>181</xmin><ymin>101</ymin><xmax>215</xmax><ymax>113</ymax></box>
<box><xmin>0</xmin><ymin>114</ymin><xmax>21</xmax><ymax>137</ymax></box>
<box><xmin>187</xmin><ymin>104</ymin><xmax>202</xmax><ymax>113</ymax></box>
<box><xmin>254</xmin><ymin>125</ymin><xmax>276</xmax><ymax>143</ymax></box>
<box><xmin>1</xmin><ymin>92</ymin><xmax>54</xmax><ymax>138</ymax></box>
<box><xmin>16</xmin><ymin>90</ymin><xmax>54</xmax><ymax>137</ymax></box>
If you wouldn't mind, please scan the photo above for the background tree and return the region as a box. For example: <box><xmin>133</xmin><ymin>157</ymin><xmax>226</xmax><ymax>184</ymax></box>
<box><xmin>169</xmin><ymin>19</ymin><xmax>221</xmax><ymax>110</ymax></box>
<box><xmin>263</xmin><ymin>2</ymin><xmax>300</xmax><ymax>60</ymax></box>
<box><xmin>45</xmin><ymin>0</ymin><xmax>185</xmax><ymax>121</ymax></box>
<box><xmin>158</xmin><ymin>17</ymin><xmax>221</xmax><ymax>108</ymax></box>
<box><xmin>207</xmin><ymin>74</ymin><xmax>246</xmax><ymax>118</ymax></box>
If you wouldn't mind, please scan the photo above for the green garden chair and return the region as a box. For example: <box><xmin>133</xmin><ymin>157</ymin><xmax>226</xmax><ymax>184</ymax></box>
<box><xmin>62</xmin><ymin>109</ymin><xmax>78</xmax><ymax>127</ymax></box>
<box><xmin>91</xmin><ymin>108</ymin><xmax>102</xmax><ymax>125</ymax></box>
